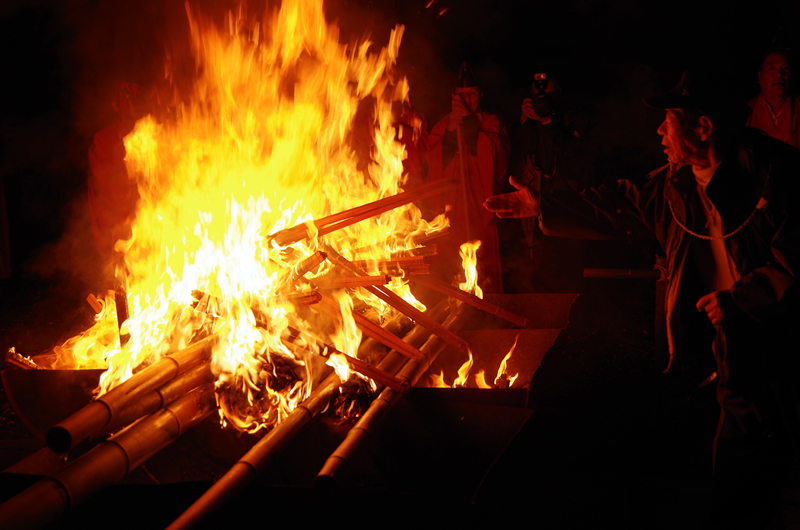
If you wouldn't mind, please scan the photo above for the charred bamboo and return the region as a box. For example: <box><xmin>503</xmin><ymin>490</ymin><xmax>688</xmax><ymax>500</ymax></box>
<box><xmin>46</xmin><ymin>334</ymin><xmax>218</xmax><ymax>453</ymax></box>
<box><xmin>391</xmin><ymin>244</ymin><xmax>437</xmax><ymax>259</ymax></box>
<box><xmin>166</xmin><ymin>301</ymin><xmax>450</xmax><ymax>529</ymax></box>
<box><xmin>410</xmin><ymin>274</ymin><xmax>529</xmax><ymax>328</ymax></box>
<box><xmin>316</xmin><ymin>302</ymin><xmax>468</xmax><ymax>484</ymax></box>
<box><xmin>351</xmin><ymin>256</ymin><xmax>425</xmax><ymax>270</ymax></box>
<box><xmin>316</xmin><ymin>293</ymin><xmax>423</xmax><ymax>360</ymax></box>
<box><xmin>0</xmin><ymin>385</ymin><xmax>217</xmax><ymax>530</ymax></box>
<box><xmin>276</xmin><ymin>251</ymin><xmax>327</xmax><ymax>292</ymax></box>
<box><xmin>280</xmin><ymin>327</ymin><xmax>406</xmax><ymax>392</ymax></box>
<box><xmin>312</xmin><ymin>274</ymin><xmax>391</xmax><ymax>290</ymax></box>
<box><xmin>325</xmin><ymin>245</ymin><xmax>469</xmax><ymax>353</ymax></box>
<box><xmin>4</xmin><ymin>349</ymin><xmax>40</xmax><ymax>370</ymax></box>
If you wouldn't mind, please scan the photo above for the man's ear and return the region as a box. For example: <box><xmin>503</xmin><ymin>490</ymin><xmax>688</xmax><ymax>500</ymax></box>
<box><xmin>698</xmin><ymin>115</ymin><xmax>714</xmax><ymax>142</ymax></box>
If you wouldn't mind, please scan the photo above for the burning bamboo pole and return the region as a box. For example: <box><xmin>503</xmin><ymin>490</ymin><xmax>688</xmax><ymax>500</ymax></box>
<box><xmin>46</xmin><ymin>334</ymin><xmax>218</xmax><ymax>453</ymax></box>
<box><xmin>316</xmin><ymin>293</ymin><xmax>423</xmax><ymax>360</ymax></box>
<box><xmin>351</xmin><ymin>256</ymin><xmax>425</xmax><ymax>270</ymax></box>
<box><xmin>4</xmin><ymin>349</ymin><xmax>40</xmax><ymax>370</ymax></box>
<box><xmin>391</xmin><ymin>244</ymin><xmax>437</xmax><ymax>259</ymax></box>
<box><xmin>312</xmin><ymin>274</ymin><xmax>391</xmax><ymax>290</ymax></box>
<box><xmin>0</xmin><ymin>384</ymin><xmax>217</xmax><ymax>530</ymax></box>
<box><xmin>276</xmin><ymin>251</ymin><xmax>327</xmax><ymax>292</ymax></box>
<box><xmin>409</xmin><ymin>274</ymin><xmax>529</xmax><ymax>328</ymax></box>
<box><xmin>102</xmin><ymin>361</ymin><xmax>214</xmax><ymax>435</ymax></box>
<box><xmin>316</xmin><ymin>302</ymin><xmax>469</xmax><ymax>484</ymax></box>
<box><xmin>280</xmin><ymin>326</ymin><xmax>407</xmax><ymax>392</ymax></box>
<box><xmin>166</xmin><ymin>301</ymin><xmax>452</xmax><ymax>529</ymax></box>
<box><xmin>324</xmin><ymin>245</ymin><xmax>469</xmax><ymax>353</ymax></box>
<box><xmin>268</xmin><ymin>178</ymin><xmax>457</xmax><ymax>247</ymax></box>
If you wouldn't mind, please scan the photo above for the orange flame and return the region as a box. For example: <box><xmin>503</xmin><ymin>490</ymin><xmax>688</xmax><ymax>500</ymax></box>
<box><xmin>495</xmin><ymin>334</ymin><xmax>520</xmax><ymax>387</ymax></box>
<box><xmin>458</xmin><ymin>240</ymin><xmax>482</xmax><ymax>299</ymax></box>
<box><xmin>452</xmin><ymin>349</ymin><xmax>473</xmax><ymax>387</ymax></box>
<box><xmin>50</xmin><ymin>0</ymin><xmax>446</xmax><ymax>432</ymax></box>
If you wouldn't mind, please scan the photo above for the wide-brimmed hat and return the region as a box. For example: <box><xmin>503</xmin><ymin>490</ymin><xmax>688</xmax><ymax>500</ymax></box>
<box><xmin>644</xmin><ymin>70</ymin><xmax>747</xmax><ymax>124</ymax></box>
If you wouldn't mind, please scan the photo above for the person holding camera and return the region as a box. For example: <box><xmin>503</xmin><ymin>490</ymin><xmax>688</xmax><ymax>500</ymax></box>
<box><xmin>508</xmin><ymin>73</ymin><xmax>590</xmax><ymax>292</ymax></box>
<box><xmin>426</xmin><ymin>62</ymin><xmax>509</xmax><ymax>293</ymax></box>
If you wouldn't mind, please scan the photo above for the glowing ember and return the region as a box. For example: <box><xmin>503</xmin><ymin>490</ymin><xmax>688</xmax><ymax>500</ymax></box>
<box><xmin>458</xmin><ymin>240</ymin><xmax>482</xmax><ymax>299</ymax></box>
<box><xmin>47</xmin><ymin>0</ymin><xmax>448</xmax><ymax>433</ymax></box>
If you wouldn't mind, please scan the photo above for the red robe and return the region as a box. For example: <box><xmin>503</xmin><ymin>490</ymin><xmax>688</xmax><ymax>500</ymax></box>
<box><xmin>88</xmin><ymin>119</ymin><xmax>139</xmax><ymax>265</ymax></box>
<box><xmin>427</xmin><ymin>112</ymin><xmax>509</xmax><ymax>292</ymax></box>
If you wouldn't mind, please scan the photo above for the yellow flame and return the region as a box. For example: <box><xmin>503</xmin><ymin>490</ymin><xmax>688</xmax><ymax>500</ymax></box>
<box><xmin>49</xmin><ymin>0</ymin><xmax>448</xmax><ymax>432</ymax></box>
<box><xmin>458</xmin><ymin>240</ymin><xmax>482</xmax><ymax>299</ymax></box>
<box><xmin>495</xmin><ymin>334</ymin><xmax>520</xmax><ymax>387</ymax></box>
<box><xmin>429</xmin><ymin>371</ymin><xmax>449</xmax><ymax>388</ymax></box>
<box><xmin>474</xmin><ymin>370</ymin><xmax>491</xmax><ymax>389</ymax></box>
<box><xmin>453</xmin><ymin>349</ymin><xmax>473</xmax><ymax>388</ymax></box>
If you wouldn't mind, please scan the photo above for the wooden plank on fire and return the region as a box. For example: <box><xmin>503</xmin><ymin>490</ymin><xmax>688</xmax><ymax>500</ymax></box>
<box><xmin>312</xmin><ymin>274</ymin><xmax>391</xmax><ymax>290</ymax></box>
<box><xmin>268</xmin><ymin>179</ymin><xmax>457</xmax><ymax>247</ymax></box>
<box><xmin>409</xmin><ymin>275</ymin><xmax>529</xmax><ymax>328</ymax></box>
<box><xmin>324</xmin><ymin>245</ymin><xmax>469</xmax><ymax>353</ymax></box>
<box><xmin>280</xmin><ymin>326</ymin><xmax>407</xmax><ymax>392</ymax></box>
<box><xmin>316</xmin><ymin>293</ymin><xmax>422</xmax><ymax>360</ymax></box>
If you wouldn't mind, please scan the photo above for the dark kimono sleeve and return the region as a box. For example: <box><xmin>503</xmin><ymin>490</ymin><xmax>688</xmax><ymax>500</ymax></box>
<box><xmin>537</xmin><ymin>169</ymin><xmax>668</xmax><ymax>247</ymax></box>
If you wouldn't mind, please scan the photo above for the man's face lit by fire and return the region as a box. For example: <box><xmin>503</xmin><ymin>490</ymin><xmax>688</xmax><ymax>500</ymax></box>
<box><xmin>758</xmin><ymin>52</ymin><xmax>791</xmax><ymax>101</ymax></box>
<box><xmin>656</xmin><ymin>109</ymin><xmax>705</xmax><ymax>166</ymax></box>
<box><xmin>455</xmin><ymin>87</ymin><xmax>481</xmax><ymax>113</ymax></box>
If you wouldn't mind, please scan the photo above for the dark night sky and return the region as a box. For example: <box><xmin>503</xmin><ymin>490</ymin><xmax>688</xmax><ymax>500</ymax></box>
<box><xmin>1</xmin><ymin>0</ymin><xmax>798</xmax><ymax>278</ymax></box>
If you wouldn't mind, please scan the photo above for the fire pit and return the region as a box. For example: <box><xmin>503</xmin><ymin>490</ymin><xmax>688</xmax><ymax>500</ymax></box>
<box><xmin>1</xmin><ymin>1</ymin><xmax>577</xmax><ymax>527</ymax></box>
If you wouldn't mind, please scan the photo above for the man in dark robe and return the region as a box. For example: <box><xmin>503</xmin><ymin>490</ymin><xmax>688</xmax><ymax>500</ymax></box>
<box><xmin>486</xmin><ymin>70</ymin><xmax>800</xmax><ymax>527</ymax></box>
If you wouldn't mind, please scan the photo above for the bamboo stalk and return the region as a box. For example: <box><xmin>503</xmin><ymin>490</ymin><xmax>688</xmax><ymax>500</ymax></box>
<box><xmin>103</xmin><ymin>362</ymin><xmax>214</xmax><ymax>435</ymax></box>
<box><xmin>413</xmin><ymin>226</ymin><xmax>450</xmax><ymax>245</ymax></box>
<box><xmin>166</xmin><ymin>301</ymin><xmax>450</xmax><ymax>530</ymax></box>
<box><xmin>313</xmin><ymin>274</ymin><xmax>391</xmax><ymax>290</ymax></box>
<box><xmin>46</xmin><ymin>334</ymin><xmax>218</xmax><ymax>453</ymax></box>
<box><xmin>280</xmin><ymin>326</ymin><xmax>407</xmax><ymax>392</ymax></box>
<box><xmin>325</xmin><ymin>246</ymin><xmax>469</xmax><ymax>353</ymax></box>
<box><xmin>4</xmin><ymin>350</ymin><xmax>40</xmax><ymax>370</ymax></box>
<box><xmin>391</xmin><ymin>244</ymin><xmax>437</xmax><ymax>258</ymax></box>
<box><xmin>316</xmin><ymin>294</ymin><xmax>423</xmax><ymax>360</ymax></box>
<box><xmin>276</xmin><ymin>251</ymin><xmax>327</xmax><ymax>292</ymax></box>
<box><xmin>272</xmin><ymin>290</ymin><xmax>322</xmax><ymax>306</ymax></box>
<box><xmin>404</xmin><ymin>265</ymin><xmax>431</xmax><ymax>276</ymax></box>
<box><xmin>316</xmin><ymin>302</ymin><xmax>468</xmax><ymax>484</ymax></box>
<box><xmin>0</xmin><ymin>384</ymin><xmax>217</xmax><ymax>530</ymax></box>
<box><xmin>410</xmin><ymin>274</ymin><xmax>529</xmax><ymax>328</ymax></box>
<box><xmin>269</xmin><ymin>179</ymin><xmax>457</xmax><ymax>246</ymax></box>
<box><xmin>351</xmin><ymin>256</ymin><xmax>425</xmax><ymax>270</ymax></box>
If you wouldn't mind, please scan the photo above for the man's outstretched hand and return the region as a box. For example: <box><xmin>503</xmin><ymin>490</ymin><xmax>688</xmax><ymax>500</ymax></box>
<box><xmin>484</xmin><ymin>175</ymin><xmax>540</xmax><ymax>218</ymax></box>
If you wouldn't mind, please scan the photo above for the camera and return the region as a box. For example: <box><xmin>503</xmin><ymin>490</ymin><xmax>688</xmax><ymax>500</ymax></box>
<box><xmin>531</xmin><ymin>73</ymin><xmax>553</xmax><ymax>118</ymax></box>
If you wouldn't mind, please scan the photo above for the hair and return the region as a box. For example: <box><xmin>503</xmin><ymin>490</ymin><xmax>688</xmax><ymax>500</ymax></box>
<box><xmin>760</xmin><ymin>48</ymin><xmax>794</xmax><ymax>70</ymax></box>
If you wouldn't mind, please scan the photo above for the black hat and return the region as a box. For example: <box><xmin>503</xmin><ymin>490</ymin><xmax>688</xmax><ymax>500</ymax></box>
<box><xmin>457</xmin><ymin>61</ymin><xmax>478</xmax><ymax>88</ymax></box>
<box><xmin>644</xmin><ymin>69</ymin><xmax>750</xmax><ymax>127</ymax></box>
<box><xmin>644</xmin><ymin>71</ymin><xmax>725</xmax><ymax>116</ymax></box>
